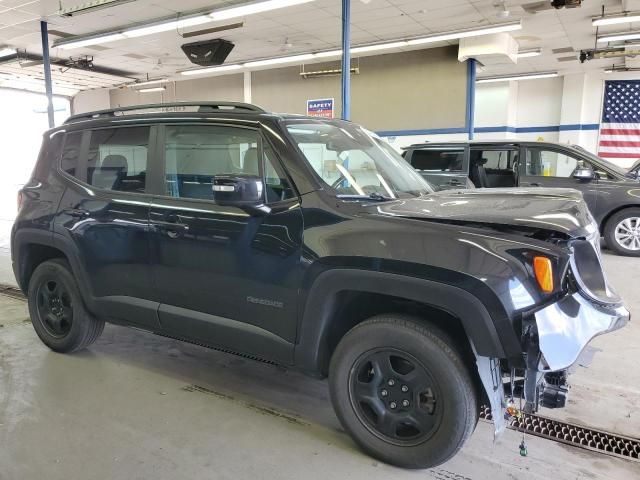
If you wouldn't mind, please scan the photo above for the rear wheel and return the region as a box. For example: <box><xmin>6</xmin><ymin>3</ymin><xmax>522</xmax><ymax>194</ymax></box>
<box><xmin>604</xmin><ymin>208</ymin><xmax>640</xmax><ymax>257</ymax></box>
<box><xmin>28</xmin><ymin>259</ymin><xmax>104</xmax><ymax>353</ymax></box>
<box><xmin>329</xmin><ymin>315</ymin><xmax>478</xmax><ymax>469</ymax></box>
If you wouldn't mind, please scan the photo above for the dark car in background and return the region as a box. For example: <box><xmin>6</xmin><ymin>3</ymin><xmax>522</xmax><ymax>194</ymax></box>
<box><xmin>404</xmin><ymin>141</ymin><xmax>640</xmax><ymax>256</ymax></box>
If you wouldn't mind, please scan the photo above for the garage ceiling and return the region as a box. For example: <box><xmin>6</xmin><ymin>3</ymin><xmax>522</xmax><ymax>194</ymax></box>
<box><xmin>0</xmin><ymin>0</ymin><xmax>636</xmax><ymax>94</ymax></box>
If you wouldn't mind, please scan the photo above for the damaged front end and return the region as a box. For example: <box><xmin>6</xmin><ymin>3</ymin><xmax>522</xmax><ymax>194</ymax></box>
<box><xmin>475</xmin><ymin>235</ymin><xmax>630</xmax><ymax>436</ymax></box>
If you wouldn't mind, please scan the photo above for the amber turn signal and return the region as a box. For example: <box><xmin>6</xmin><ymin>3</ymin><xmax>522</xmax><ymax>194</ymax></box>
<box><xmin>533</xmin><ymin>256</ymin><xmax>554</xmax><ymax>293</ymax></box>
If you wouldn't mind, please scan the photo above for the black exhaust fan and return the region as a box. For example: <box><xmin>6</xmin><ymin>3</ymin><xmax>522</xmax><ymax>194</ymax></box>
<box><xmin>181</xmin><ymin>39</ymin><xmax>235</xmax><ymax>67</ymax></box>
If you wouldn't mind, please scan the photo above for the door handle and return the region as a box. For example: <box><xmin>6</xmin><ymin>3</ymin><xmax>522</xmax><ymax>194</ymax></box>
<box><xmin>448</xmin><ymin>179</ymin><xmax>463</xmax><ymax>186</ymax></box>
<box><xmin>522</xmin><ymin>182</ymin><xmax>540</xmax><ymax>187</ymax></box>
<box><xmin>63</xmin><ymin>208</ymin><xmax>90</xmax><ymax>218</ymax></box>
<box><xmin>152</xmin><ymin>220</ymin><xmax>189</xmax><ymax>238</ymax></box>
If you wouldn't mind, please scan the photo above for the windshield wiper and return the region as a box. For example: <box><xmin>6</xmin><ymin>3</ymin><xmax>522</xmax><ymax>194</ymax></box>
<box><xmin>337</xmin><ymin>193</ymin><xmax>395</xmax><ymax>202</ymax></box>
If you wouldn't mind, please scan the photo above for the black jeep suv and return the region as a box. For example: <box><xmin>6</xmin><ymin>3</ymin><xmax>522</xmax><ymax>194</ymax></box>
<box><xmin>12</xmin><ymin>103</ymin><xmax>629</xmax><ymax>469</ymax></box>
<box><xmin>403</xmin><ymin>141</ymin><xmax>640</xmax><ymax>256</ymax></box>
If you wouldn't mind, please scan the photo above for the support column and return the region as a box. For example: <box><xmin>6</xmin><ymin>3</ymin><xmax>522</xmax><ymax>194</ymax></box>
<box><xmin>466</xmin><ymin>58</ymin><xmax>477</xmax><ymax>140</ymax></box>
<box><xmin>40</xmin><ymin>21</ymin><xmax>55</xmax><ymax>128</ymax></box>
<box><xmin>341</xmin><ymin>0</ymin><xmax>351</xmax><ymax>120</ymax></box>
<box><xmin>243</xmin><ymin>70</ymin><xmax>252</xmax><ymax>104</ymax></box>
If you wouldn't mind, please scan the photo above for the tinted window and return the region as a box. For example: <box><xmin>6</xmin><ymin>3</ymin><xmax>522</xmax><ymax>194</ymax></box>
<box><xmin>60</xmin><ymin>132</ymin><xmax>83</xmax><ymax>177</ymax></box>
<box><xmin>410</xmin><ymin>149</ymin><xmax>464</xmax><ymax>172</ymax></box>
<box><xmin>164</xmin><ymin>125</ymin><xmax>261</xmax><ymax>200</ymax></box>
<box><xmin>86</xmin><ymin>127</ymin><xmax>149</xmax><ymax>193</ymax></box>
<box><xmin>525</xmin><ymin>148</ymin><xmax>583</xmax><ymax>177</ymax></box>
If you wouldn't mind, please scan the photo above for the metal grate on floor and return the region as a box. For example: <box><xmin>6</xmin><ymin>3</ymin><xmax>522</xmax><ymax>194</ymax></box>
<box><xmin>480</xmin><ymin>406</ymin><xmax>640</xmax><ymax>462</ymax></box>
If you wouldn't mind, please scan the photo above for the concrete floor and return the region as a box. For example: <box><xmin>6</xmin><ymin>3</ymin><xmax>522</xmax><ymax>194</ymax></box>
<box><xmin>0</xmin><ymin>253</ymin><xmax>639</xmax><ymax>480</ymax></box>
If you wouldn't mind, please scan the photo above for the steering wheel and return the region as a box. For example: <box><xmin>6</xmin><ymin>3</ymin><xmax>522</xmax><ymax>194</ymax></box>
<box><xmin>331</xmin><ymin>173</ymin><xmax>348</xmax><ymax>190</ymax></box>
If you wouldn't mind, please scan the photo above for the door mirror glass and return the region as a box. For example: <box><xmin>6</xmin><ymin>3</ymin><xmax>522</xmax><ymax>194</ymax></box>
<box><xmin>212</xmin><ymin>175</ymin><xmax>264</xmax><ymax>206</ymax></box>
<box><xmin>573</xmin><ymin>167</ymin><xmax>595</xmax><ymax>180</ymax></box>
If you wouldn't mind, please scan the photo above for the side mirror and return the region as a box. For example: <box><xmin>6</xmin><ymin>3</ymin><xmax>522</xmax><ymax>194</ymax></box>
<box><xmin>573</xmin><ymin>167</ymin><xmax>595</xmax><ymax>180</ymax></box>
<box><xmin>212</xmin><ymin>175</ymin><xmax>264</xmax><ymax>207</ymax></box>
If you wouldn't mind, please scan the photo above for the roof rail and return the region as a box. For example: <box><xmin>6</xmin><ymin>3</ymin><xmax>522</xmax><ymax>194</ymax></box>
<box><xmin>64</xmin><ymin>102</ymin><xmax>265</xmax><ymax>124</ymax></box>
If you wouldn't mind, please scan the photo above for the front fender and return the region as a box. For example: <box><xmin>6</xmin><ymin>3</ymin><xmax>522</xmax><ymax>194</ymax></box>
<box><xmin>294</xmin><ymin>267</ymin><xmax>511</xmax><ymax>376</ymax></box>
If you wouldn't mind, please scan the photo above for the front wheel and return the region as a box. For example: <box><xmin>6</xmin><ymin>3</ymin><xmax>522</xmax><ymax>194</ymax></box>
<box><xmin>604</xmin><ymin>208</ymin><xmax>640</xmax><ymax>257</ymax></box>
<box><xmin>329</xmin><ymin>315</ymin><xmax>478</xmax><ymax>469</ymax></box>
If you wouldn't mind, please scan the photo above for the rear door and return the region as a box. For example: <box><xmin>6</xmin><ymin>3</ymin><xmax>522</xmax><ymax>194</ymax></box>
<box><xmin>406</xmin><ymin>145</ymin><xmax>469</xmax><ymax>190</ymax></box>
<box><xmin>53</xmin><ymin>125</ymin><xmax>157</xmax><ymax>328</ymax></box>
<box><xmin>519</xmin><ymin>145</ymin><xmax>599</xmax><ymax>215</ymax></box>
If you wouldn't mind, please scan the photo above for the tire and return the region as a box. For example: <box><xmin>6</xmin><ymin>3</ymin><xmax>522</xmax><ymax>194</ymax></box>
<box><xmin>604</xmin><ymin>208</ymin><xmax>640</xmax><ymax>257</ymax></box>
<box><xmin>329</xmin><ymin>315</ymin><xmax>478</xmax><ymax>469</ymax></box>
<box><xmin>27</xmin><ymin>259</ymin><xmax>104</xmax><ymax>353</ymax></box>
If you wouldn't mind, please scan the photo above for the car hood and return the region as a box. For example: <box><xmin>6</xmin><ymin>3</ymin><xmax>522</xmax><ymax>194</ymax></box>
<box><xmin>366</xmin><ymin>187</ymin><xmax>597</xmax><ymax>238</ymax></box>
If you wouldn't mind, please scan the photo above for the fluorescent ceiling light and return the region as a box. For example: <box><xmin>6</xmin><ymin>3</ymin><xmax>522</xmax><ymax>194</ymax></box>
<box><xmin>138</xmin><ymin>86</ymin><xmax>166</xmax><ymax>93</ymax></box>
<box><xmin>54</xmin><ymin>0</ymin><xmax>315</xmax><ymax>49</ymax></box>
<box><xmin>0</xmin><ymin>47</ymin><xmax>16</xmax><ymax>58</ymax></box>
<box><xmin>593</xmin><ymin>13</ymin><xmax>640</xmax><ymax>26</ymax></box>
<box><xmin>209</xmin><ymin>0</ymin><xmax>314</xmax><ymax>21</ymax></box>
<box><xmin>245</xmin><ymin>54</ymin><xmax>314</xmax><ymax>67</ymax></box>
<box><xmin>477</xmin><ymin>72</ymin><xmax>558</xmax><ymax>83</ymax></box>
<box><xmin>517</xmin><ymin>49</ymin><xmax>542</xmax><ymax>58</ymax></box>
<box><xmin>597</xmin><ymin>31</ymin><xmax>640</xmax><ymax>43</ymax></box>
<box><xmin>351</xmin><ymin>41</ymin><xmax>407</xmax><ymax>53</ymax></box>
<box><xmin>181</xmin><ymin>64</ymin><xmax>243</xmax><ymax>76</ymax></box>
<box><xmin>123</xmin><ymin>15</ymin><xmax>210</xmax><ymax>38</ymax></box>
<box><xmin>315</xmin><ymin>49</ymin><xmax>343</xmax><ymax>58</ymax></box>
<box><xmin>407</xmin><ymin>21</ymin><xmax>521</xmax><ymax>46</ymax></box>
<box><xmin>57</xmin><ymin>32</ymin><xmax>126</xmax><ymax>49</ymax></box>
<box><xmin>128</xmin><ymin>78</ymin><xmax>168</xmax><ymax>87</ymax></box>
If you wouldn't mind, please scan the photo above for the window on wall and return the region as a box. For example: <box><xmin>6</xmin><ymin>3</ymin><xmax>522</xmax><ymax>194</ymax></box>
<box><xmin>86</xmin><ymin>127</ymin><xmax>149</xmax><ymax>193</ymax></box>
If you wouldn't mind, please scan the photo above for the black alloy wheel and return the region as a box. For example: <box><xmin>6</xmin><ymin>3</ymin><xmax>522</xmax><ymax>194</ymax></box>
<box><xmin>349</xmin><ymin>348</ymin><xmax>442</xmax><ymax>446</ymax></box>
<box><xmin>35</xmin><ymin>278</ymin><xmax>74</xmax><ymax>338</ymax></box>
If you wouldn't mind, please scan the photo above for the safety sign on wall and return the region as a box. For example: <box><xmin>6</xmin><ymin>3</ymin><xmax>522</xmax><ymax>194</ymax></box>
<box><xmin>307</xmin><ymin>98</ymin><xmax>334</xmax><ymax>118</ymax></box>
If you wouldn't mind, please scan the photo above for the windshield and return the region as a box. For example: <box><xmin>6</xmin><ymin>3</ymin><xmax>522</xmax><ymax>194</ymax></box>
<box><xmin>284</xmin><ymin>120</ymin><xmax>434</xmax><ymax>198</ymax></box>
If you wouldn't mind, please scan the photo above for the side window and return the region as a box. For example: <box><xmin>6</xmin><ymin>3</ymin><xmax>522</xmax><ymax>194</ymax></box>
<box><xmin>525</xmin><ymin>148</ymin><xmax>583</xmax><ymax>177</ymax></box>
<box><xmin>471</xmin><ymin>149</ymin><xmax>517</xmax><ymax>170</ymax></box>
<box><xmin>410</xmin><ymin>149</ymin><xmax>464</xmax><ymax>172</ymax></box>
<box><xmin>86</xmin><ymin>127</ymin><xmax>149</xmax><ymax>193</ymax></box>
<box><xmin>164</xmin><ymin>125</ymin><xmax>261</xmax><ymax>200</ymax></box>
<box><xmin>60</xmin><ymin>132</ymin><xmax>83</xmax><ymax>177</ymax></box>
<box><xmin>264</xmin><ymin>146</ymin><xmax>296</xmax><ymax>203</ymax></box>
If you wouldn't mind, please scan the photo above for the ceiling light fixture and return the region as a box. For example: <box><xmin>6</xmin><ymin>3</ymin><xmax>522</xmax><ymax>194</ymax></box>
<box><xmin>128</xmin><ymin>78</ymin><xmax>168</xmax><ymax>88</ymax></box>
<box><xmin>477</xmin><ymin>71</ymin><xmax>559</xmax><ymax>83</ymax></box>
<box><xmin>57</xmin><ymin>32</ymin><xmax>126</xmax><ymax>50</ymax></box>
<box><xmin>245</xmin><ymin>53</ymin><xmax>315</xmax><ymax>67</ymax></box>
<box><xmin>593</xmin><ymin>13</ymin><xmax>640</xmax><ymax>26</ymax></box>
<box><xmin>350</xmin><ymin>41</ymin><xmax>408</xmax><ymax>53</ymax></box>
<box><xmin>180</xmin><ymin>64</ymin><xmax>243</xmax><ymax>76</ymax></box>
<box><xmin>54</xmin><ymin>0</ymin><xmax>315</xmax><ymax>50</ymax></box>
<box><xmin>138</xmin><ymin>86</ymin><xmax>166</xmax><ymax>93</ymax></box>
<box><xmin>597</xmin><ymin>31</ymin><xmax>640</xmax><ymax>43</ymax></box>
<box><xmin>209</xmin><ymin>0</ymin><xmax>315</xmax><ymax>21</ymax></box>
<box><xmin>517</xmin><ymin>49</ymin><xmax>542</xmax><ymax>58</ymax></box>
<box><xmin>406</xmin><ymin>21</ymin><xmax>521</xmax><ymax>46</ymax></box>
<box><xmin>0</xmin><ymin>47</ymin><xmax>17</xmax><ymax>58</ymax></box>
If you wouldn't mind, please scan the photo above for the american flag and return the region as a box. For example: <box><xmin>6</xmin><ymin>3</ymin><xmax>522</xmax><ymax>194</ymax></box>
<box><xmin>598</xmin><ymin>80</ymin><xmax>640</xmax><ymax>161</ymax></box>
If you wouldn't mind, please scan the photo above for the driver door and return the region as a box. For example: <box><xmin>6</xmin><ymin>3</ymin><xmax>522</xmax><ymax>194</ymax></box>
<box><xmin>519</xmin><ymin>146</ymin><xmax>599</xmax><ymax>216</ymax></box>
